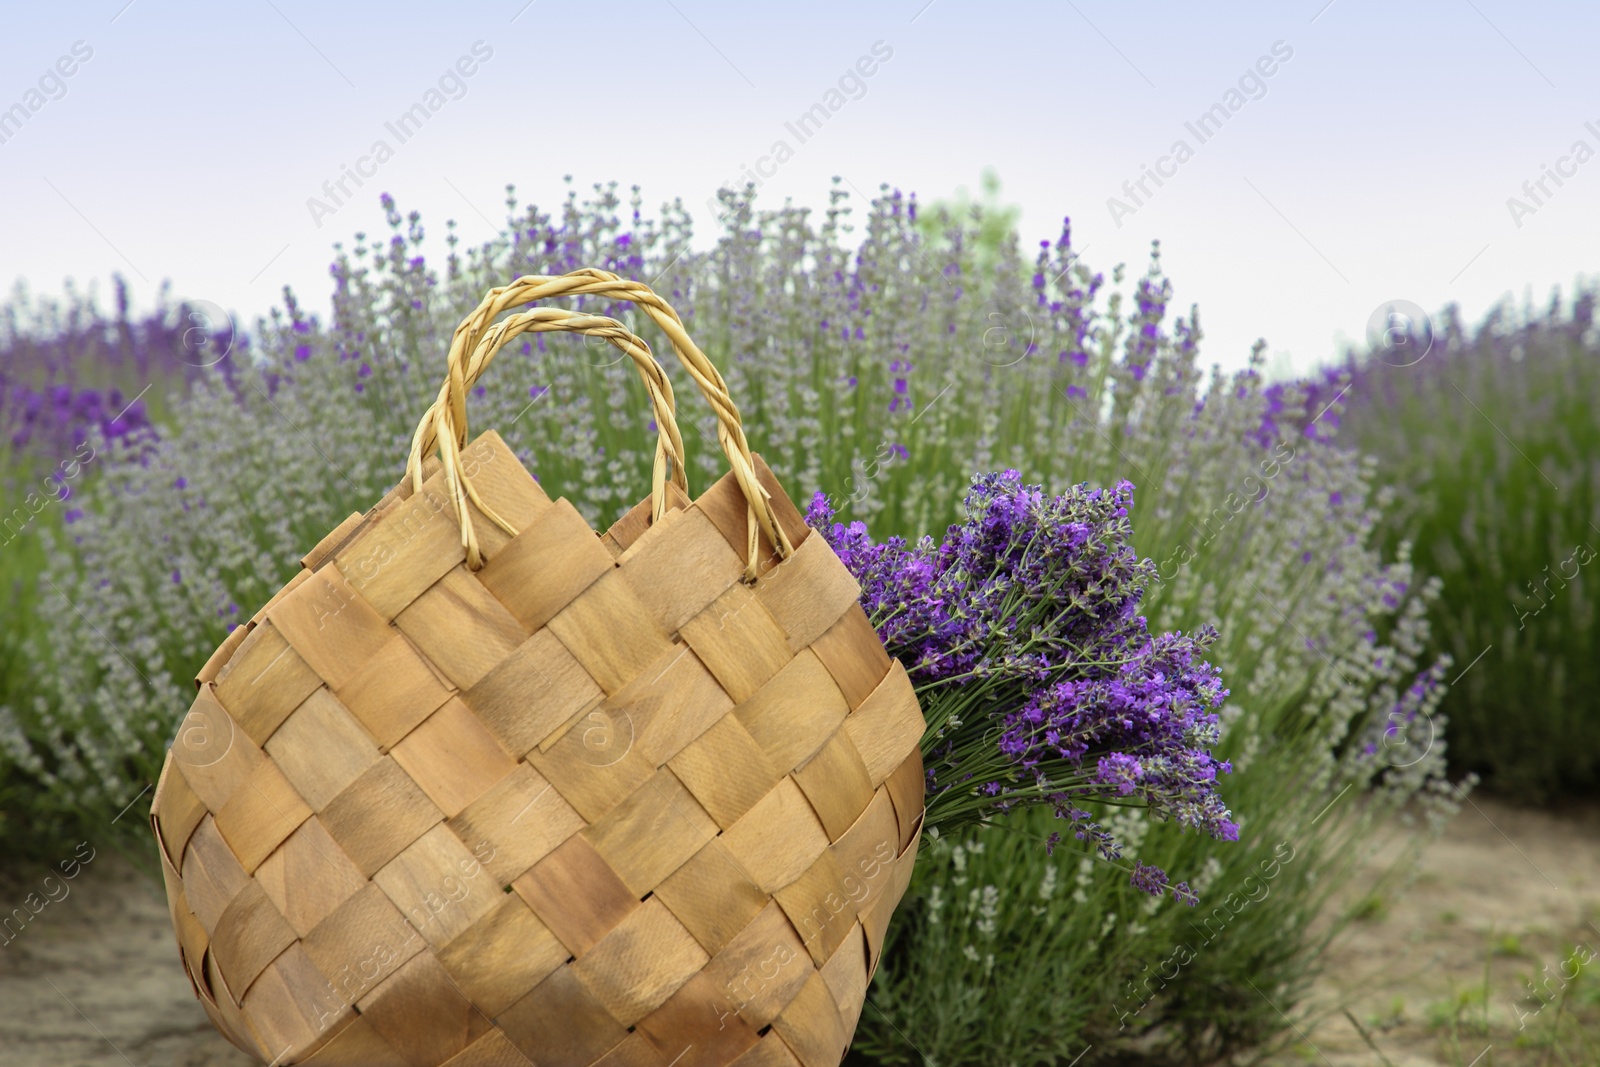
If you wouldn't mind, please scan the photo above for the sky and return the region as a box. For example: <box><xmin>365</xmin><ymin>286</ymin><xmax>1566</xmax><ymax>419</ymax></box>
<box><xmin>2</xmin><ymin>0</ymin><xmax>1597</xmax><ymax>377</ymax></box>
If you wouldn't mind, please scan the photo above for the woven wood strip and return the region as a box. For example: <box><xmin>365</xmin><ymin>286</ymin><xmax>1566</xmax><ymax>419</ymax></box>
<box><xmin>151</xmin><ymin>271</ymin><xmax>926</xmax><ymax>1066</ymax></box>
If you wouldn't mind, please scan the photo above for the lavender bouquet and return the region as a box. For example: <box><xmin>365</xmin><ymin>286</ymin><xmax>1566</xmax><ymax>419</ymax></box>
<box><xmin>808</xmin><ymin>470</ymin><xmax>1236</xmax><ymax>903</ymax></box>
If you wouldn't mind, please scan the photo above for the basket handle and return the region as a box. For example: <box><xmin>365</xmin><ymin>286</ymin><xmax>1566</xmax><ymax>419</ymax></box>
<box><xmin>406</xmin><ymin>268</ymin><xmax>793</xmax><ymax>578</ymax></box>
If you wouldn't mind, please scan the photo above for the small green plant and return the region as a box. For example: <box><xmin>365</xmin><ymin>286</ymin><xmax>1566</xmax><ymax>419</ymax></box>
<box><xmin>1427</xmin><ymin>985</ymin><xmax>1488</xmax><ymax>1036</ymax></box>
<box><xmin>1349</xmin><ymin>893</ymin><xmax>1389</xmax><ymax>922</ymax></box>
<box><xmin>1504</xmin><ymin>943</ymin><xmax>1600</xmax><ymax>1063</ymax></box>
<box><xmin>1370</xmin><ymin>995</ymin><xmax>1407</xmax><ymax>1030</ymax></box>
<box><xmin>1495</xmin><ymin>933</ymin><xmax>1525</xmax><ymax>958</ymax></box>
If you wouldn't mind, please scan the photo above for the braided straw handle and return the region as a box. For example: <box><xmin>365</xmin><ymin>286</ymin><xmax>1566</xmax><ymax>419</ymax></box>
<box><xmin>407</xmin><ymin>268</ymin><xmax>794</xmax><ymax>578</ymax></box>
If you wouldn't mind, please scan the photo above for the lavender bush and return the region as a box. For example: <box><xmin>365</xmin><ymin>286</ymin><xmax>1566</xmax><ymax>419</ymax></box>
<box><xmin>1299</xmin><ymin>292</ymin><xmax>1600</xmax><ymax>800</ymax></box>
<box><xmin>0</xmin><ymin>276</ymin><xmax>186</xmax><ymax>546</ymax></box>
<box><xmin>0</xmin><ymin>279</ymin><xmax>215</xmax><ymax>847</ymax></box>
<box><xmin>839</xmin><ymin>236</ymin><xmax>1460</xmax><ymax>1063</ymax></box>
<box><xmin>1</xmin><ymin>180</ymin><xmax>1459</xmax><ymax>1060</ymax></box>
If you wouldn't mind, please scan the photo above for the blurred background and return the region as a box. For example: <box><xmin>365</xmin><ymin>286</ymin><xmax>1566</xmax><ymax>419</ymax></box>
<box><xmin>2</xmin><ymin>3</ymin><xmax>1597</xmax><ymax>1066</ymax></box>
<box><xmin>3</xmin><ymin>1</ymin><xmax>1599</xmax><ymax>374</ymax></box>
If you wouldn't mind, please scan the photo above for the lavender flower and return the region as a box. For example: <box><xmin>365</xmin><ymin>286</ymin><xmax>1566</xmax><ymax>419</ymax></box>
<box><xmin>4</xmin><ymin>383</ymin><xmax>153</xmax><ymax>456</ymax></box>
<box><xmin>809</xmin><ymin>469</ymin><xmax>1236</xmax><ymax>899</ymax></box>
<box><xmin>1130</xmin><ymin>862</ymin><xmax>1169</xmax><ymax>897</ymax></box>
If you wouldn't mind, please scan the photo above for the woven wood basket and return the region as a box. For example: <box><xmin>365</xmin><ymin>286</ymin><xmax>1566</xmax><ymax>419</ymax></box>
<box><xmin>148</xmin><ymin>269</ymin><xmax>927</xmax><ymax>1067</ymax></box>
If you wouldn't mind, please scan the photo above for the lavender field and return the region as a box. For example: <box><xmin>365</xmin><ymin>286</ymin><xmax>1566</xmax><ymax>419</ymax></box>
<box><xmin>3</xmin><ymin>4</ymin><xmax>1598</xmax><ymax>1066</ymax></box>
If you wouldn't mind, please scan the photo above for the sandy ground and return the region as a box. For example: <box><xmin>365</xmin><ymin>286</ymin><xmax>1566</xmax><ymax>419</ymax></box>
<box><xmin>1255</xmin><ymin>795</ymin><xmax>1600</xmax><ymax>1067</ymax></box>
<box><xmin>1</xmin><ymin>797</ymin><xmax>1596</xmax><ymax>1067</ymax></box>
<box><xmin>0</xmin><ymin>846</ymin><xmax>253</xmax><ymax>1067</ymax></box>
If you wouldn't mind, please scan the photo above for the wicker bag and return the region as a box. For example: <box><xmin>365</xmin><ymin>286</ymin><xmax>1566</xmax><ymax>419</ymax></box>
<box><xmin>149</xmin><ymin>269</ymin><xmax>927</xmax><ymax>1067</ymax></box>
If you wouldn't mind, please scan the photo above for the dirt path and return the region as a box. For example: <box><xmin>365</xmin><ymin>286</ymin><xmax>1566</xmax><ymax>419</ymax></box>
<box><xmin>1</xmin><ymin>797</ymin><xmax>1596</xmax><ymax>1066</ymax></box>
<box><xmin>1259</xmin><ymin>796</ymin><xmax>1600</xmax><ymax>1067</ymax></box>
<box><xmin>0</xmin><ymin>846</ymin><xmax>251</xmax><ymax>1067</ymax></box>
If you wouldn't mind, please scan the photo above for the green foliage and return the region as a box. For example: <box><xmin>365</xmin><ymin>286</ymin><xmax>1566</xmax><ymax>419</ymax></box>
<box><xmin>1337</xmin><ymin>294</ymin><xmax>1600</xmax><ymax>800</ymax></box>
<box><xmin>848</xmin><ymin>831</ymin><xmax>1108</xmax><ymax>1067</ymax></box>
<box><xmin>0</xmin><ymin>520</ymin><xmax>47</xmax><ymax>851</ymax></box>
<box><xmin>911</xmin><ymin>167</ymin><xmax>1022</xmax><ymax>272</ymax></box>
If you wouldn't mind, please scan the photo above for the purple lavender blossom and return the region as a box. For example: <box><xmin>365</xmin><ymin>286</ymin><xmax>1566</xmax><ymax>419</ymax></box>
<box><xmin>4</xmin><ymin>382</ymin><xmax>153</xmax><ymax>457</ymax></box>
<box><xmin>1130</xmin><ymin>862</ymin><xmax>1169</xmax><ymax>896</ymax></box>
<box><xmin>809</xmin><ymin>469</ymin><xmax>1237</xmax><ymax>900</ymax></box>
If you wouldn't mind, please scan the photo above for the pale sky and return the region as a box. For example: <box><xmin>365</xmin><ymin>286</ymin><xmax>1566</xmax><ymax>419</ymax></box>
<box><xmin>2</xmin><ymin>1</ymin><xmax>1596</xmax><ymax>376</ymax></box>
